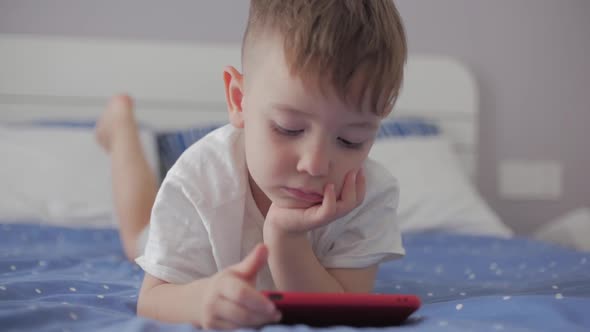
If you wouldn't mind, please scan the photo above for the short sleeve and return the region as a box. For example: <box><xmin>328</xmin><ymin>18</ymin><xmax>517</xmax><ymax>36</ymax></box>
<box><xmin>315</xmin><ymin>163</ymin><xmax>405</xmax><ymax>269</ymax></box>
<box><xmin>135</xmin><ymin>166</ymin><xmax>217</xmax><ymax>284</ymax></box>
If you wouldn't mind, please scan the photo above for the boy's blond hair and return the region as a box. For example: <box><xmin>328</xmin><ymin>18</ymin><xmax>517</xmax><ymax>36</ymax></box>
<box><xmin>243</xmin><ymin>0</ymin><xmax>407</xmax><ymax>116</ymax></box>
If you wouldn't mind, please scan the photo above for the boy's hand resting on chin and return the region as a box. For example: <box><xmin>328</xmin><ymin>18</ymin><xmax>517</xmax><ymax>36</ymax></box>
<box><xmin>265</xmin><ymin>168</ymin><xmax>366</xmax><ymax>236</ymax></box>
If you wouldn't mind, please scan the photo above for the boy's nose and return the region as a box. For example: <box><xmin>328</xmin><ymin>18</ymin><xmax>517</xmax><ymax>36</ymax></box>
<box><xmin>297</xmin><ymin>141</ymin><xmax>330</xmax><ymax>177</ymax></box>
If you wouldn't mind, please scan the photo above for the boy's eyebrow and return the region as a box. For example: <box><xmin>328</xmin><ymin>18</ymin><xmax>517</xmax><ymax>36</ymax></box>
<box><xmin>271</xmin><ymin>103</ymin><xmax>378</xmax><ymax>130</ymax></box>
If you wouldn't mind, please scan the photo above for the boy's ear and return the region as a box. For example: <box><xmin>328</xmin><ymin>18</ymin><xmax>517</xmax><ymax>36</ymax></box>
<box><xmin>223</xmin><ymin>66</ymin><xmax>245</xmax><ymax>128</ymax></box>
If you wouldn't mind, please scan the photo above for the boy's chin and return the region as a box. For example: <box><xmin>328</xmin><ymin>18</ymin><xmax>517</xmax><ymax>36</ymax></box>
<box><xmin>271</xmin><ymin>197</ymin><xmax>320</xmax><ymax>210</ymax></box>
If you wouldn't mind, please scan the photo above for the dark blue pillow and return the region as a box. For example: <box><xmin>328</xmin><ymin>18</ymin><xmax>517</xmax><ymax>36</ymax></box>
<box><xmin>376</xmin><ymin>117</ymin><xmax>439</xmax><ymax>139</ymax></box>
<box><xmin>156</xmin><ymin>124</ymin><xmax>221</xmax><ymax>179</ymax></box>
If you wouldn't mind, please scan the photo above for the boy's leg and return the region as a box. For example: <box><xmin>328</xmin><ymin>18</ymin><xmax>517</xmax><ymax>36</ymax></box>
<box><xmin>96</xmin><ymin>94</ymin><xmax>157</xmax><ymax>261</ymax></box>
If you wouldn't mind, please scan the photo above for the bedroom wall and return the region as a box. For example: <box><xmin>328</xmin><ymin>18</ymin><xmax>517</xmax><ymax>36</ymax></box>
<box><xmin>1</xmin><ymin>0</ymin><xmax>589</xmax><ymax>235</ymax></box>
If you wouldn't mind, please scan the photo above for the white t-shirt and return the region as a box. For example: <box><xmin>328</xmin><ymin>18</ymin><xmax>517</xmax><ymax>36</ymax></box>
<box><xmin>135</xmin><ymin>124</ymin><xmax>404</xmax><ymax>290</ymax></box>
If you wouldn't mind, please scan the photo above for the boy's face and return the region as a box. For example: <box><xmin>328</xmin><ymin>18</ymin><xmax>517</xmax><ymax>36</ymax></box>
<box><xmin>225</xmin><ymin>38</ymin><xmax>382</xmax><ymax>215</ymax></box>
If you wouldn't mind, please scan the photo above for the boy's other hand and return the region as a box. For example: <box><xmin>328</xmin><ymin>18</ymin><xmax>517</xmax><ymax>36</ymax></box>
<box><xmin>197</xmin><ymin>244</ymin><xmax>281</xmax><ymax>329</ymax></box>
<box><xmin>266</xmin><ymin>168</ymin><xmax>366</xmax><ymax>235</ymax></box>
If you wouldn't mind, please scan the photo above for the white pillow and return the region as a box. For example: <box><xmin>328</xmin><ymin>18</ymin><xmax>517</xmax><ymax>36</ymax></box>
<box><xmin>0</xmin><ymin>125</ymin><xmax>158</xmax><ymax>228</ymax></box>
<box><xmin>369</xmin><ymin>136</ymin><xmax>513</xmax><ymax>237</ymax></box>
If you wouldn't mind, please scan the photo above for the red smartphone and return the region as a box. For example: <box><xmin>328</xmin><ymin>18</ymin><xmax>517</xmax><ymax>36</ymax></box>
<box><xmin>262</xmin><ymin>291</ymin><xmax>421</xmax><ymax>327</ymax></box>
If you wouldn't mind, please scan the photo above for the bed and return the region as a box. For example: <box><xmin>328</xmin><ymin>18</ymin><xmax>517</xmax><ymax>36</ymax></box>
<box><xmin>1</xmin><ymin>34</ymin><xmax>589</xmax><ymax>331</ymax></box>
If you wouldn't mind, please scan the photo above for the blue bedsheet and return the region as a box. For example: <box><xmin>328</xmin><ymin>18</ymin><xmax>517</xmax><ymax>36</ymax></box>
<box><xmin>1</xmin><ymin>223</ymin><xmax>589</xmax><ymax>332</ymax></box>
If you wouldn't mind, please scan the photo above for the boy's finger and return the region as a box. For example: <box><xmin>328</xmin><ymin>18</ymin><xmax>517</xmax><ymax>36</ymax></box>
<box><xmin>221</xmin><ymin>277</ymin><xmax>276</xmax><ymax>316</ymax></box>
<box><xmin>208</xmin><ymin>318</ymin><xmax>238</xmax><ymax>331</ymax></box>
<box><xmin>335</xmin><ymin>169</ymin><xmax>360</xmax><ymax>217</ymax></box>
<box><xmin>317</xmin><ymin>183</ymin><xmax>336</xmax><ymax>220</ymax></box>
<box><xmin>356</xmin><ymin>167</ymin><xmax>366</xmax><ymax>205</ymax></box>
<box><xmin>216</xmin><ymin>296</ymin><xmax>278</xmax><ymax>327</ymax></box>
<box><xmin>300</xmin><ymin>184</ymin><xmax>334</xmax><ymax>230</ymax></box>
<box><xmin>231</xmin><ymin>243</ymin><xmax>268</xmax><ymax>280</ymax></box>
<box><xmin>340</xmin><ymin>170</ymin><xmax>357</xmax><ymax>205</ymax></box>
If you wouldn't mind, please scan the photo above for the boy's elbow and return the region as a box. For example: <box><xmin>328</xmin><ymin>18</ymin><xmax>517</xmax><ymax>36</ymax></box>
<box><xmin>136</xmin><ymin>287</ymin><xmax>151</xmax><ymax>317</ymax></box>
<box><xmin>136</xmin><ymin>274</ymin><xmax>166</xmax><ymax>318</ymax></box>
<box><xmin>136</xmin><ymin>286</ymin><xmax>164</xmax><ymax>321</ymax></box>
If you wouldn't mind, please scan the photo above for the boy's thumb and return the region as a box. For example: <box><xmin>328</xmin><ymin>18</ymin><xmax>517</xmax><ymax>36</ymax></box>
<box><xmin>232</xmin><ymin>243</ymin><xmax>268</xmax><ymax>280</ymax></box>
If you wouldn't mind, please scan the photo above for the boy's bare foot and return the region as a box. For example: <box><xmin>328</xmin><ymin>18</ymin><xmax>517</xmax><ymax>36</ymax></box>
<box><xmin>96</xmin><ymin>94</ymin><xmax>155</xmax><ymax>261</ymax></box>
<box><xmin>95</xmin><ymin>94</ymin><xmax>137</xmax><ymax>153</ymax></box>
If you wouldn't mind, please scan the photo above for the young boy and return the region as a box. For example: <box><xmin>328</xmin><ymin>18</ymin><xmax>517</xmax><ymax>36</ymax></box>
<box><xmin>97</xmin><ymin>0</ymin><xmax>407</xmax><ymax>329</ymax></box>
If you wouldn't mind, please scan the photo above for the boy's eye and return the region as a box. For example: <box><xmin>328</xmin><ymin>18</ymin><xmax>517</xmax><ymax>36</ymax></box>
<box><xmin>338</xmin><ymin>137</ymin><xmax>364</xmax><ymax>149</ymax></box>
<box><xmin>273</xmin><ymin>124</ymin><xmax>303</xmax><ymax>136</ymax></box>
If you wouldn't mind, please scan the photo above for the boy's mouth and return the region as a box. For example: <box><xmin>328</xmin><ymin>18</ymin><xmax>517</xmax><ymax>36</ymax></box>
<box><xmin>282</xmin><ymin>187</ymin><xmax>324</xmax><ymax>203</ymax></box>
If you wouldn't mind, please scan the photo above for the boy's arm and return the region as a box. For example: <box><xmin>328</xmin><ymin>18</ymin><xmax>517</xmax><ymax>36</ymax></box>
<box><xmin>264</xmin><ymin>169</ymin><xmax>378</xmax><ymax>293</ymax></box>
<box><xmin>137</xmin><ymin>244</ymin><xmax>281</xmax><ymax>329</ymax></box>
<box><xmin>263</xmin><ymin>229</ymin><xmax>378</xmax><ymax>293</ymax></box>
<box><xmin>137</xmin><ymin>273</ymin><xmax>210</xmax><ymax>324</ymax></box>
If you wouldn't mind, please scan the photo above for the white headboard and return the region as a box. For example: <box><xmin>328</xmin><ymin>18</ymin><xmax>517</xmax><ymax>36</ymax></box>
<box><xmin>0</xmin><ymin>34</ymin><xmax>478</xmax><ymax>176</ymax></box>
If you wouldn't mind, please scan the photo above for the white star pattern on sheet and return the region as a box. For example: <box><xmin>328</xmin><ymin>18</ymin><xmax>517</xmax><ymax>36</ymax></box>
<box><xmin>434</xmin><ymin>265</ymin><xmax>444</xmax><ymax>274</ymax></box>
<box><xmin>2</xmin><ymin>225</ymin><xmax>589</xmax><ymax>331</ymax></box>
